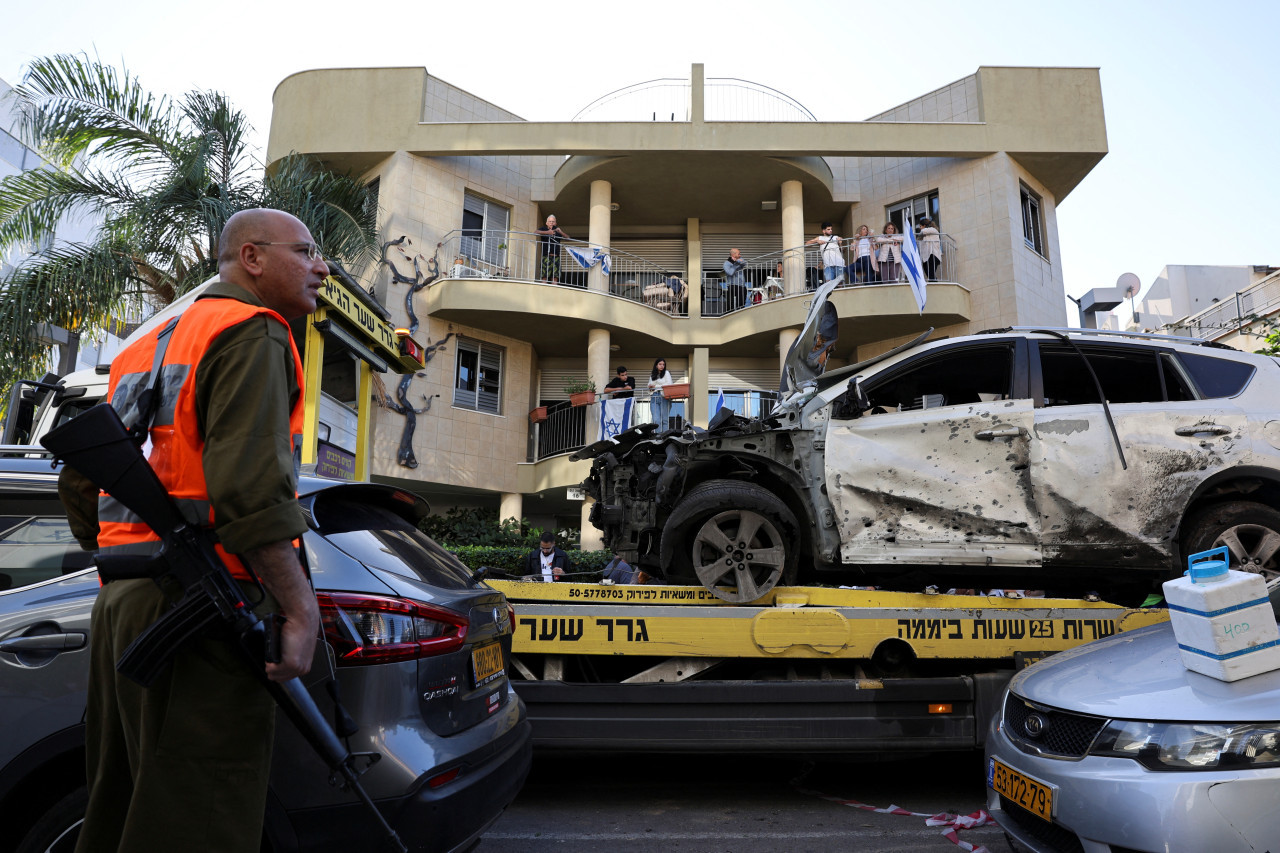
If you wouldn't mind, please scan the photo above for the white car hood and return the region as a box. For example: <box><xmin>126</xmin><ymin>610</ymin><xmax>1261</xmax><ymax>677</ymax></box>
<box><xmin>1011</xmin><ymin>622</ymin><xmax>1280</xmax><ymax>722</ymax></box>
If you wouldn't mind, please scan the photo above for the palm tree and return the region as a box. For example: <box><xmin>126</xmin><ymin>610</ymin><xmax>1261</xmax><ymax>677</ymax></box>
<box><xmin>0</xmin><ymin>53</ymin><xmax>379</xmax><ymax>390</ymax></box>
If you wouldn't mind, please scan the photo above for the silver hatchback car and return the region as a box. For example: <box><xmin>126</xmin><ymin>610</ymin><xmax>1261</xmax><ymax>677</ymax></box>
<box><xmin>985</xmin><ymin>615</ymin><xmax>1280</xmax><ymax>853</ymax></box>
<box><xmin>0</xmin><ymin>457</ymin><xmax>531</xmax><ymax>853</ymax></box>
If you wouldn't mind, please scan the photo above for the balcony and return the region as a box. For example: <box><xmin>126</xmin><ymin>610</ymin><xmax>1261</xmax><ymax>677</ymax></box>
<box><xmin>424</xmin><ymin>230</ymin><xmax>969</xmax><ymax>357</ymax></box>
<box><xmin>701</xmin><ymin>235</ymin><xmax>960</xmax><ymax>317</ymax></box>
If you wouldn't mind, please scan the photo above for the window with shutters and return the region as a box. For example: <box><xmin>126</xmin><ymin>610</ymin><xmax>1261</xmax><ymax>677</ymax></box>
<box><xmin>453</xmin><ymin>337</ymin><xmax>504</xmax><ymax>415</ymax></box>
<box><xmin>460</xmin><ymin>191</ymin><xmax>510</xmax><ymax>267</ymax></box>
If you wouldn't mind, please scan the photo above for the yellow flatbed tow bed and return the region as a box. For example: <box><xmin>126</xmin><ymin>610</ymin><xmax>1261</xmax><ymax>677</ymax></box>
<box><xmin>490</xmin><ymin>580</ymin><xmax>1169</xmax><ymax>753</ymax></box>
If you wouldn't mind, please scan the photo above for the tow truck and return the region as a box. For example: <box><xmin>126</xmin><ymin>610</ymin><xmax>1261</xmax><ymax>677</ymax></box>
<box><xmin>492</xmin><ymin>578</ymin><xmax>1166</xmax><ymax>752</ymax></box>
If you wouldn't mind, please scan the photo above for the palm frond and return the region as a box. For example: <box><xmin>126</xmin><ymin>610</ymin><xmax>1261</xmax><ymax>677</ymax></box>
<box><xmin>263</xmin><ymin>154</ymin><xmax>380</xmax><ymax>268</ymax></box>
<box><xmin>12</xmin><ymin>53</ymin><xmax>182</xmax><ymax>171</ymax></box>
<box><xmin>0</xmin><ymin>165</ymin><xmax>140</xmax><ymax>247</ymax></box>
<box><xmin>0</xmin><ymin>239</ymin><xmax>138</xmax><ymax>390</ymax></box>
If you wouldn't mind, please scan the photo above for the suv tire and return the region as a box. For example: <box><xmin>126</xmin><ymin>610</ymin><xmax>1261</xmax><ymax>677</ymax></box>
<box><xmin>660</xmin><ymin>480</ymin><xmax>799</xmax><ymax>603</ymax></box>
<box><xmin>1181</xmin><ymin>500</ymin><xmax>1280</xmax><ymax>590</ymax></box>
<box><xmin>16</xmin><ymin>785</ymin><xmax>85</xmax><ymax>853</ymax></box>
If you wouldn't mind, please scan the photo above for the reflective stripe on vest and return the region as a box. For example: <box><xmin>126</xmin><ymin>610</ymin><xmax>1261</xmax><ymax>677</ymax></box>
<box><xmin>96</xmin><ymin>297</ymin><xmax>305</xmax><ymax>581</ymax></box>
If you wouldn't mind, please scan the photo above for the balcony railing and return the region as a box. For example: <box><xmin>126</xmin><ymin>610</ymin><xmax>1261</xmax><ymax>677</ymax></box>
<box><xmin>439</xmin><ymin>230</ymin><xmax>689</xmax><ymax>316</ymax></box>
<box><xmin>438</xmin><ymin>230</ymin><xmax>958</xmax><ymax>321</ymax></box>
<box><xmin>528</xmin><ymin>389</ymin><xmax>780</xmax><ymax>461</ymax></box>
<box><xmin>702</xmin><ymin>234</ymin><xmax>959</xmax><ymax>317</ymax></box>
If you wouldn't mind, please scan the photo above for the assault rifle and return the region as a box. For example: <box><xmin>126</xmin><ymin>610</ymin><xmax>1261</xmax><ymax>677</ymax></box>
<box><xmin>41</xmin><ymin>402</ymin><xmax>408</xmax><ymax>853</ymax></box>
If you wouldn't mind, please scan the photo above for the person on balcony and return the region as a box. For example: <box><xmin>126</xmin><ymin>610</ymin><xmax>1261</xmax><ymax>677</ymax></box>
<box><xmin>536</xmin><ymin>214</ymin><xmax>569</xmax><ymax>283</ymax></box>
<box><xmin>876</xmin><ymin>222</ymin><xmax>904</xmax><ymax>283</ymax></box>
<box><xmin>919</xmin><ymin>218</ymin><xmax>942</xmax><ymax>281</ymax></box>
<box><xmin>523</xmin><ymin>531</ymin><xmax>572</xmax><ymax>582</ymax></box>
<box><xmin>647</xmin><ymin>357</ymin><xmax>674</xmax><ymax>429</ymax></box>
<box><xmin>604</xmin><ymin>365</ymin><xmax>635</xmax><ymax>398</ymax></box>
<box><xmin>849</xmin><ymin>224</ymin><xmax>880</xmax><ymax>284</ymax></box>
<box><xmin>723</xmin><ymin>248</ymin><xmax>748</xmax><ymax>310</ymax></box>
<box><xmin>806</xmin><ymin>222</ymin><xmax>845</xmax><ymax>285</ymax></box>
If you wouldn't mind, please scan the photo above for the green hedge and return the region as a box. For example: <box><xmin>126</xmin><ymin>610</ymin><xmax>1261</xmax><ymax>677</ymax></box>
<box><xmin>447</xmin><ymin>545</ymin><xmax>613</xmax><ymax>582</ymax></box>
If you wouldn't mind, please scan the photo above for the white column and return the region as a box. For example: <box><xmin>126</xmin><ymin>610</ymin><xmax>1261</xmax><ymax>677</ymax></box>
<box><xmin>686</xmin><ymin>217</ymin><xmax>701</xmax><ymax>319</ymax></box>
<box><xmin>499</xmin><ymin>492</ymin><xmax>522</xmax><ymax>525</ymax></box>
<box><xmin>588</xmin><ymin>180</ymin><xmax>612</xmax><ymax>293</ymax></box>
<box><xmin>779</xmin><ymin>328</ymin><xmax>800</xmax><ymax>377</ymax></box>
<box><xmin>781</xmin><ymin>180</ymin><xmax>804</xmax><ymax>296</ymax></box>
<box><xmin>689</xmin><ymin>346</ymin><xmax>709</xmax><ymax>427</ymax></box>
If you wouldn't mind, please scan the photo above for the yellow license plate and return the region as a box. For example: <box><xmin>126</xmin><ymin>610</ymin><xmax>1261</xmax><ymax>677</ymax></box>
<box><xmin>472</xmin><ymin>642</ymin><xmax>505</xmax><ymax>687</ymax></box>
<box><xmin>988</xmin><ymin>757</ymin><xmax>1054</xmax><ymax>822</ymax></box>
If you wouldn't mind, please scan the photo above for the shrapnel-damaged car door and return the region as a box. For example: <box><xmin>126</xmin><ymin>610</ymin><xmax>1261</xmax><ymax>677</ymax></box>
<box><xmin>1030</xmin><ymin>341</ymin><xmax>1251</xmax><ymax>570</ymax></box>
<box><xmin>825</xmin><ymin>339</ymin><xmax>1042</xmax><ymax>568</ymax></box>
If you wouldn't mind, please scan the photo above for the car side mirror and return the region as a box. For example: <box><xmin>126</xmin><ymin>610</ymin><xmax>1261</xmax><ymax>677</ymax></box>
<box><xmin>848</xmin><ymin>375</ymin><xmax>870</xmax><ymax>412</ymax></box>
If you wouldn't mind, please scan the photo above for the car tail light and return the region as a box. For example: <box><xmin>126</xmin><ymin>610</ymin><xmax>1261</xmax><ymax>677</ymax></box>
<box><xmin>317</xmin><ymin>592</ymin><xmax>468</xmax><ymax>666</ymax></box>
<box><xmin>506</xmin><ymin>603</ymin><xmax>516</xmax><ymax>635</ymax></box>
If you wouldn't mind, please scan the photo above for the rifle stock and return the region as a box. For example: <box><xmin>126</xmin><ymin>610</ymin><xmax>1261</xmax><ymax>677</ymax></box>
<box><xmin>41</xmin><ymin>403</ymin><xmax>408</xmax><ymax>853</ymax></box>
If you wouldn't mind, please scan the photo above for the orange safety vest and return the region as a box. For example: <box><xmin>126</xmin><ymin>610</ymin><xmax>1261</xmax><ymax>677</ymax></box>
<box><xmin>96</xmin><ymin>297</ymin><xmax>306</xmax><ymax>581</ymax></box>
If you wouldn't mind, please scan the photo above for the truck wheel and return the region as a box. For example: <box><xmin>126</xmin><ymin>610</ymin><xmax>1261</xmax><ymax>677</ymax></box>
<box><xmin>661</xmin><ymin>480</ymin><xmax>798</xmax><ymax>603</ymax></box>
<box><xmin>1181</xmin><ymin>501</ymin><xmax>1280</xmax><ymax>590</ymax></box>
<box><xmin>16</xmin><ymin>786</ymin><xmax>85</xmax><ymax>853</ymax></box>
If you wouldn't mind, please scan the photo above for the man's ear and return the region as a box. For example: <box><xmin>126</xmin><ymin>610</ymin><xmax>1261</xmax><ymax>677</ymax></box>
<box><xmin>240</xmin><ymin>242</ymin><xmax>266</xmax><ymax>276</ymax></box>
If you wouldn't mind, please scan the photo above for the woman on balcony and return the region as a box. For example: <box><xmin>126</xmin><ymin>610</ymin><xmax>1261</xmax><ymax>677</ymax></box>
<box><xmin>876</xmin><ymin>222</ymin><xmax>904</xmax><ymax>283</ymax></box>
<box><xmin>919</xmin><ymin>218</ymin><xmax>942</xmax><ymax>281</ymax></box>
<box><xmin>849</xmin><ymin>224</ymin><xmax>880</xmax><ymax>284</ymax></box>
<box><xmin>648</xmin><ymin>358</ymin><xmax>674</xmax><ymax>430</ymax></box>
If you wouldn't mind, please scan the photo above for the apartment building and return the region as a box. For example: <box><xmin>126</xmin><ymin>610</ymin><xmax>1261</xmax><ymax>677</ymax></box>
<box><xmin>266</xmin><ymin>64</ymin><xmax>1108</xmax><ymax>543</ymax></box>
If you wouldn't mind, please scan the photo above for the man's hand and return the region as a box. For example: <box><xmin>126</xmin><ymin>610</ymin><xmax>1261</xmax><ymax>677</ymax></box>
<box><xmin>243</xmin><ymin>539</ymin><xmax>321</xmax><ymax>682</ymax></box>
<box><xmin>553</xmin><ymin>567</ymin><xmax>565</xmax><ymax>579</ymax></box>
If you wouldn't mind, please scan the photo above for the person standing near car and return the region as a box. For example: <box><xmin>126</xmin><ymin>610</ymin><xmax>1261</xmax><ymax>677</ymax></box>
<box><xmin>64</xmin><ymin>208</ymin><xmax>325</xmax><ymax>853</ymax></box>
<box><xmin>523</xmin><ymin>531</ymin><xmax>573</xmax><ymax>582</ymax></box>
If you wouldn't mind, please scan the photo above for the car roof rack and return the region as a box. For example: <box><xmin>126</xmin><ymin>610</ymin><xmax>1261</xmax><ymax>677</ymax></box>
<box><xmin>974</xmin><ymin>326</ymin><xmax>1235</xmax><ymax>350</ymax></box>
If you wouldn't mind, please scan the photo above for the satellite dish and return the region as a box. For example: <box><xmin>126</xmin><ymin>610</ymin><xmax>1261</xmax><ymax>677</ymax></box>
<box><xmin>1117</xmin><ymin>272</ymin><xmax>1141</xmax><ymax>299</ymax></box>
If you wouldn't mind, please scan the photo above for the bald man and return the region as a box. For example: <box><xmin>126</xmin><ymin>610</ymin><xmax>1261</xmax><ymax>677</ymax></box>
<box><xmin>69</xmin><ymin>209</ymin><xmax>327</xmax><ymax>852</ymax></box>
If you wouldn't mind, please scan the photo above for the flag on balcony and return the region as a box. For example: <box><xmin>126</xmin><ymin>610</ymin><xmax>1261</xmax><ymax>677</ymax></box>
<box><xmin>598</xmin><ymin>395</ymin><xmax>632</xmax><ymax>441</ymax></box>
<box><xmin>567</xmin><ymin>245</ymin><xmax>611</xmax><ymax>277</ymax></box>
<box><xmin>713</xmin><ymin>387</ymin><xmax>726</xmax><ymax>416</ymax></box>
<box><xmin>901</xmin><ymin>225</ymin><xmax>927</xmax><ymax>314</ymax></box>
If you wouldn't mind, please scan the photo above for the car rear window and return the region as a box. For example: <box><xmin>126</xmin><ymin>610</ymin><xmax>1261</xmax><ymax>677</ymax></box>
<box><xmin>1176</xmin><ymin>351</ymin><xmax>1256</xmax><ymax>399</ymax></box>
<box><xmin>312</xmin><ymin>496</ymin><xmax>476</xmax><ymax>589</ymax></box>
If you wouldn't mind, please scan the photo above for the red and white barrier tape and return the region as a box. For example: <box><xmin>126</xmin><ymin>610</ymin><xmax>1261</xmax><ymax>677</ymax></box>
<box><xmin>794</xmin><ymin>783</ymin><xmax>997</xmax><ymax>853</ymax></box>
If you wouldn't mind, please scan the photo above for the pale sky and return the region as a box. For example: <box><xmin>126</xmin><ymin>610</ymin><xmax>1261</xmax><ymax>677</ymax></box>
<box><xmin>3</xmin><ymin>0</ymin><xmax>1277</xmax><ymax>326</ymax></box>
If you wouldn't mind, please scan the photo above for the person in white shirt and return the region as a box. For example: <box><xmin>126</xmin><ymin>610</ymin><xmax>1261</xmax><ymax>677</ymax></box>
<box><xmin>876</xmin><ymin>222</ymin><xmax>904</xmax><ymax>282</ymax></box>
<box><xmin>647</xmin><ymin>357</ymin><xmax>674</xmax><ymax>430</ymax></box>
<box><xmin>849</xmin><ymin>224</ymin><xmax>880</xmax><ymax>284</ymax></box>
<box><xmin>805</xmin><ymin>222</ymin><xmax>845</xmax><ymax>284</ymax></box>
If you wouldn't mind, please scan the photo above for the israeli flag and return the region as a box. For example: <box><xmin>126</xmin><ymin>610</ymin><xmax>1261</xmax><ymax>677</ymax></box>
<box><xmin>567</xmin><ymin>245</ymin><xmax>612</xmax><ymax>277</ymax></box>
<box><xmin>598</xmin><ymin>396</ymin><xmax>632</xmax><ymax>441</ymax></box>
<box><xmin>713</xmin><ymin>387</ymin><xmax>726</xmax><ymax>415</ymax></box>
<box><xmin>901</xmin><ymin>224</ymin><xmax>927</xmax><ymax>315</ymax></box>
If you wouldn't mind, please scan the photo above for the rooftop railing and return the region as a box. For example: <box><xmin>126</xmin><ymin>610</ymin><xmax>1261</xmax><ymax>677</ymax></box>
<box><xmin>1165</xmin><ymin>273</ymin><xmax>1280</xmax><ymax>342</ymax></box>
<box><xmin>702</xmin><ymin>233</ymin><xmax>958</xmax><ymax>317</ymax></box>
<box><xmin>438</xmin><ymin>230</ymin><xmax>689</xmax><ymax>316</ymax></box>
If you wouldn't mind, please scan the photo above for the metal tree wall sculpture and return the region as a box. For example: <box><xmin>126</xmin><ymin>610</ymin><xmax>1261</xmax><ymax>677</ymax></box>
<box><xmin>378</xmin><ymin>236</ymin><xmax>453</xmax><ymax>468</ymax></box>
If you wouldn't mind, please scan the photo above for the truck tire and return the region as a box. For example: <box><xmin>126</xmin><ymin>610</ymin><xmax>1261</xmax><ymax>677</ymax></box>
<box><xmin>661</xmin><ymin>480</ymin><xmax>799</xmax><ymax>603</ymax></box>
<box><xmin>1180</xmin><ymin>500</ymin><xmax>1280</xmax><ymax>590</ymax></box>
<box><xmin>16</xmin><ymin>785</ymin><xmax>85</xmax><ymax>853</ymax></box>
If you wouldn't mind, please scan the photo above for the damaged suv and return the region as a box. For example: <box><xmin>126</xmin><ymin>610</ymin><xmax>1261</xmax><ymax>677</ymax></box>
<box><xmin>578</xmin><ymin>281</ymin><xmax>1280</xmax><ymax>602</ymax></box>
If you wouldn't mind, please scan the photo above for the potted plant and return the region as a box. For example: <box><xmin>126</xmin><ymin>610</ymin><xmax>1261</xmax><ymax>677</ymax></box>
<box><xmin>662</xmin><ymin>381</ymin><xmax>690</xmax><ymax>400</ymax></box>
<box><xmin>563</xmin><ymin>377</ymin><xmax>597</xmax><ymax>407</ymax></box>
<box><xmin>528</xmin><ymin>405</ymin><xmax>548</xmax><ymax>424</ymax></box>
